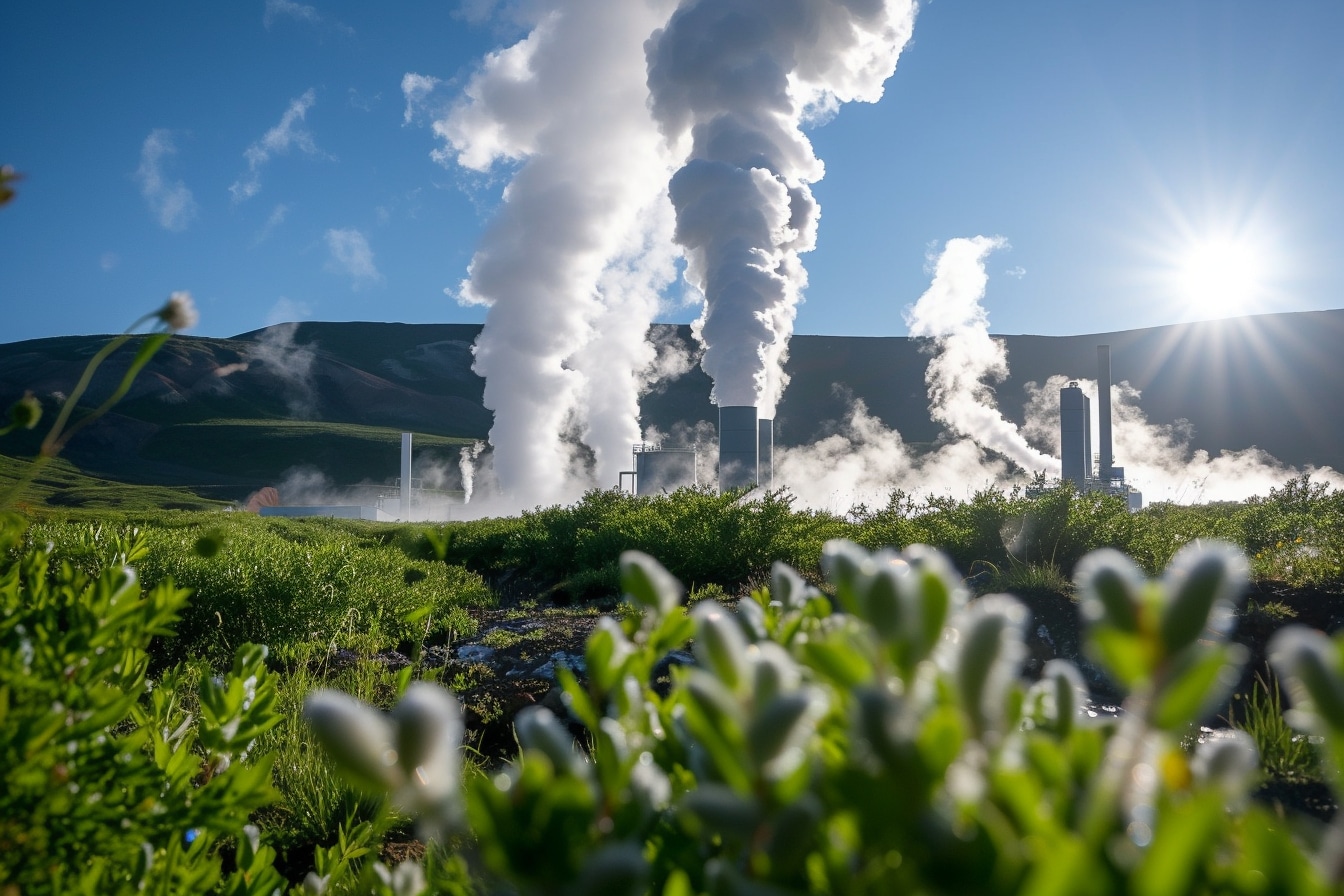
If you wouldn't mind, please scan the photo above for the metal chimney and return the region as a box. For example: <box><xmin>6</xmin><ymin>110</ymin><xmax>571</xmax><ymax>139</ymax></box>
<box><xmin>757</xmin><ymin>418</ymin><xmax>774</xmax><ymax>490</ymax></box>
<box><xmin>400</xmin><ymin>432</ymin><xmax>413</xmax><ymax>517</ymax></box>
<box><xmin>718</xmin><ymin>406</ymin><xmax>759</xmax><ymax>492</ymax></box>
<box><xmin>1097</xmin><ymin>345</ymin><xmax>1113</xmax><ymax>483</ymax></box>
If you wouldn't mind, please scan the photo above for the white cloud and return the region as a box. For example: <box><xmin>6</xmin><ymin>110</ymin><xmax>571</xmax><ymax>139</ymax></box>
<box><xmin>254</xmin><ymin>203</ymin><xmax>290</xmax><ymax>243</ymax></box>
<box><xmin>1005</xmin><ymin>265</ymin><xmax>1026</xmax><ymax>279</ymax></box>
<box><xmin>325</xmin><ymin>227</ymin><xmax>381</xmax><ymax>288</ymax></box>
<box><xmin>347</xmin><ymin>87</ymin><xmax>380</xmax><ymax>112</ymax></box>
<box><xmin>401</xmin><ymin>72</ymin><xmax>444</xmax><ymax>125</ymax></box>
<box><xmin>263</xmin><ymin>0</ymin><xmax>353</xmax><ymax>35</ymax></box>
<box><xmin>135</xmin><ymin>129</ymin><xmax>197</xmax><ymax>231</ymax></box>
<box><xmin>99</xmin><ymin>251</ymin><xmax>120</xmax><ymax>272</ymax></box>
<box><xmin>230</xmin><ymin>89</ymin><xmax>321</xmax><ymax>202</ymax></box>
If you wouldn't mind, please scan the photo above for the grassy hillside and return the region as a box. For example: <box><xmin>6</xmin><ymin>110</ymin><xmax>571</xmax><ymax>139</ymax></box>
<box><xmin>138</xmin><ymin>418</ymin><xmax>478</xmax><ymax>485</ymax></box>
<box><xmin>0</xmin><ymin>454</ymin><xmax>224</xmax><ymax>511</ymax></box>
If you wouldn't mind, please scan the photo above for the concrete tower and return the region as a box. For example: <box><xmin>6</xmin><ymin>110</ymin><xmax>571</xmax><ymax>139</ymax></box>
<box><xmin>718</xmin><ymin>406</ymin><xmax>759</xmax><ymax>491</ymax></box>
<box><xmin>1059</xmin><ymin>382</ymin><xmax>1091</xmax><ymax>489</ymax></box>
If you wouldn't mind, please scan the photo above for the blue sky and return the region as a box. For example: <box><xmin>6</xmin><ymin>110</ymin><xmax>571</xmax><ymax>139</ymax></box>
<box><xmin>4</xmin><ymin>0</ymin><xmax>1342</xmax><ymax>344</ymax></box>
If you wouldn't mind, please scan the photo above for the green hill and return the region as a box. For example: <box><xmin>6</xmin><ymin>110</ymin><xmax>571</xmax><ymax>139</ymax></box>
<box><xmin>3</xmin><ymin>310</ymin><xmax>1343</xmax><ymax>507</ymax></box>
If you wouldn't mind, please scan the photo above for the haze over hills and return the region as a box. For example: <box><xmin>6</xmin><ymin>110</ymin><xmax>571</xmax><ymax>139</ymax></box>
<box><xmin>1</xmin><ymin>309</ymin><xmax>1341</xmax><ymax>505</ymax></box>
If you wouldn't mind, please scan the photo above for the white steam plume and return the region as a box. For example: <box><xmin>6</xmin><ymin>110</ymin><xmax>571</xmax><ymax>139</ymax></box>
<box><xmin>458</xmin><ymin>440</ymin><xmax>486</xmax><ymax>505</ymax></box>
<box><xmin>432</xmin><ymin>0</ymin><xmax>681</xmax><ymax>507</ymax></box>
<box><xmin>1022</xmin><ymin>376</ymin><xmax>1344</xmax><ymax>503</ymax></box>
<box><xmin>246</xmin><ymin>322</ymin><xmax>318</xmax><ymax>418</ymax></box>
<box><xmin>646</xmin><ymin>0</ymin><xmax>918</xmax><ymax>417</ymax></box>
<box><xmin>776</xmin><ymin>398</ymin><xmax>1014</xmax><ymax>510</ymax></box>
<box><xmin>904</xmin><ymin>236</ymin><xmax>1060</xmax><ymax>477</ymax></box>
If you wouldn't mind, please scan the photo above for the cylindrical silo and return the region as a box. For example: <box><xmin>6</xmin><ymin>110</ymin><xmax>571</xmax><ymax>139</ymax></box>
<box><xmin>1059</xmin><ymin>383</ymin><xmax>1091</xmax><ymax>489</ymax></box>
<box><xmin>718</xmin><ymin>406</ymin><xmax>759</xmax><ymax>492</ymax></box>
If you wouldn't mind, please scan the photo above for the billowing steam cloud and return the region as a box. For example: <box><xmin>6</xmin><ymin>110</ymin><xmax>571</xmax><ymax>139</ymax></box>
<box><xmin>775</xmin><ymin>237</ymin><xmax>1051</xmax><ymax>507</ymax></box>
<box><xmin>646</xmin><ymin>0</ymin><xmax>918</xmax><ymax>416</ymax></box>
<box><xmin>775</xmin><ymin>234</ymin><xmax>1337</xmax><ymax>510</ymax></box>
<box><xmin>430</xmin><ymin>0</ymin><xmax>681</xmax><ymax>506</ymax></box>
<box><xmin>777</xmin><ymin>398</ymin><xmax>1014</xmax><ymax>510</ymax></box>
<box><xmin>904</xmin><ymin>236</ymin><xmax>1060</xmax><ymax>477</ymax></box>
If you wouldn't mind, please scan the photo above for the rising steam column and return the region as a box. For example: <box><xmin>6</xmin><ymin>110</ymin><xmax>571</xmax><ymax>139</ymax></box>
<box><xmin>718</xmin><ymin>406</ymin><xmax>759</xmax><ymax>492</ymax></box>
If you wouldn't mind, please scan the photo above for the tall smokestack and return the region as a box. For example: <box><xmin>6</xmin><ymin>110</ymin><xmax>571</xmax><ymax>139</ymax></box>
<box><xmin>718</xmin><ymin>406</ymin><xmax>759</xmax><ymax>492</ymax></box>
<box><xmin>401</xmin><ymin>432</ymin><xmax>413</xmax><ymax>517</ymax></box>
<box><xmin>758</xmin><ymin>418</ymin><xmax>774</xmax><ymax>490</ymax></box>
<box><xmin>1097</xmin><ymin>345</ymin><xmax>1113</xmax><ymax>483</ymax></box>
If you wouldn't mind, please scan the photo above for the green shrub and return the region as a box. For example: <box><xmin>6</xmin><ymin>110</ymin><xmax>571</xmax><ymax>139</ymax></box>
<box><xmin>308</xmin><ymin>539</ymin><xmax>1344</xmax><ymax>894</ymax></box>
<box><xmin>1239</xmin><ymin>475</ymin><xmax>1344</xmax><ymax>588</ymax></box>
<box><xmin>0</xmin><ymin>515</ymin><xmax>283</xmax><ymax>893</ymax></box>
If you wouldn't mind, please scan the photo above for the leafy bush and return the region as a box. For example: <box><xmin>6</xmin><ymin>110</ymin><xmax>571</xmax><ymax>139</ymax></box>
<box><xmin>308</xmin><ymin>540</ymin><xmax>1344</xmax><ymax>894</ymax></box>
<box><xmin>442</xmin><ymin>487</ymin><xmax>849</xmax><ymax>599</ymax></box>
<box><xmin>0</xmin><ymin>515</ymin><xmax>283</xmax><ymax>893</ymax></box>
<box><xmin>1239</xmin><ymin>475</ymin><xmax>1344</xmax><ymax>588</ymax></box>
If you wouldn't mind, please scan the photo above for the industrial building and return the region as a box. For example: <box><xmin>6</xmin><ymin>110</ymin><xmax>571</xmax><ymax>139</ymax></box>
<box><xmin>1058</xmin><ymin>345</ymin><xmax>1142</xmax><ymax>509</ymax></box>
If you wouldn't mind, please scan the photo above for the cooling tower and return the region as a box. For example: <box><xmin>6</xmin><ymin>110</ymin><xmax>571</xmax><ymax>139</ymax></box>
<box><xmin>1097</xmin><ymin>345</ymin><xmax>1113</xmax><ymax>483</ymax></box>
<box><xmin>718</xmin><ymin>406</ymin><xmax>759</xmax><ymax>492</ymax></box>
<box><xmin>1059</xmin><ymin>382</ymin><xmax>1091</xmax><ymax>489</ymax></box>
<box><xmin>758</xmin><ymin>418</ymin><xmax>774</xmax><ymax>490</ymax></box>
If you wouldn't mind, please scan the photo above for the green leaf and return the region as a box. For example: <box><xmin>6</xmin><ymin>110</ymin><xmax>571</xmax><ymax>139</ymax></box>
<box><xmin>1132</xmin><ymin>793</ymin><xmax>1225</xmax><ymax>896</ymax></box>
<box><xmin>620</xmin><ymin>551</ymin><xmax>683</xmax><ymax>616</ymax></box>
<box><xmin>1152</xmin><ymin>643</ymin><xmax>1247</xmax><ymax>731</ymax></box>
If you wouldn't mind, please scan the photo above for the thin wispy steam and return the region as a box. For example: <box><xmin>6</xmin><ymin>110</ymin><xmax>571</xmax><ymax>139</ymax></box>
<box><xmin>136</xmin><ymin>129</ymin><xmax>198</xmax><ymax>231</ymax></box>
<box><xmin>230</xmin><ymin>89</ymin><xmax>321</xmax><ymax>203</ymax></box>
<box><xmin>458</xmin><ymin>440</ymin><xmax>486</xmax><ymax>504</ymax></box>
<box><xmin>246</xmin><ymin>322</ymin><xmax>318</xmax><ymax>418</ymax></box>
<box><xmin>904</xmin><ymin>236</ymin><xmax>1060</xmax><ymax>477</ymax></box>
<box><xmin>428</xmin><ymin>0</ymin><xmax>681</xmax><ymax>506</ymax></box>
<box><xmin>646</xmin><ymin>0</ymin><xmax>918</xmax><ymax>416</ymax></box>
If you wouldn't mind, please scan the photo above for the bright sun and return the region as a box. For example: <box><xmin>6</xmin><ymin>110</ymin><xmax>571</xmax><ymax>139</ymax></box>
<box><xmin>1173</xmin><ymin>233</ymin><xmax>1268</xmax><ymax>315</ymax></box>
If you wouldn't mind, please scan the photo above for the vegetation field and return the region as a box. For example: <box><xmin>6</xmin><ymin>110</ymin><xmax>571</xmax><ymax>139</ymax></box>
<box><xmin>5</xmin><ymin>475</ymin><xmax>1344</xmax><ymax>892</ymax></box>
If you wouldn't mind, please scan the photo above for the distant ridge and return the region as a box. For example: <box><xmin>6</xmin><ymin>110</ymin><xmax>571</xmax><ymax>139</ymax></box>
<box><xmin>2</xmin><ymin>310</ymin><xmax>1342</xmax><ymax>501</ymax></box>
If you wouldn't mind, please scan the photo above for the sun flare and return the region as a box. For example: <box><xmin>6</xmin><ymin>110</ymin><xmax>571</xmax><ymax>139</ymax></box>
<box><xmin>1172</xmin><ymin>232</ymin><xmax>1269</xmax><ymax>316</ymax></box>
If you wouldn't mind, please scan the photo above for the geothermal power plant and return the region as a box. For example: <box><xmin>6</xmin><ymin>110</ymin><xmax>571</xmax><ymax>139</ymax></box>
<box><xmin>261</xmin><ymin>344</ymin><xmax>1143</xmax><ymax>517</ymax></box>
